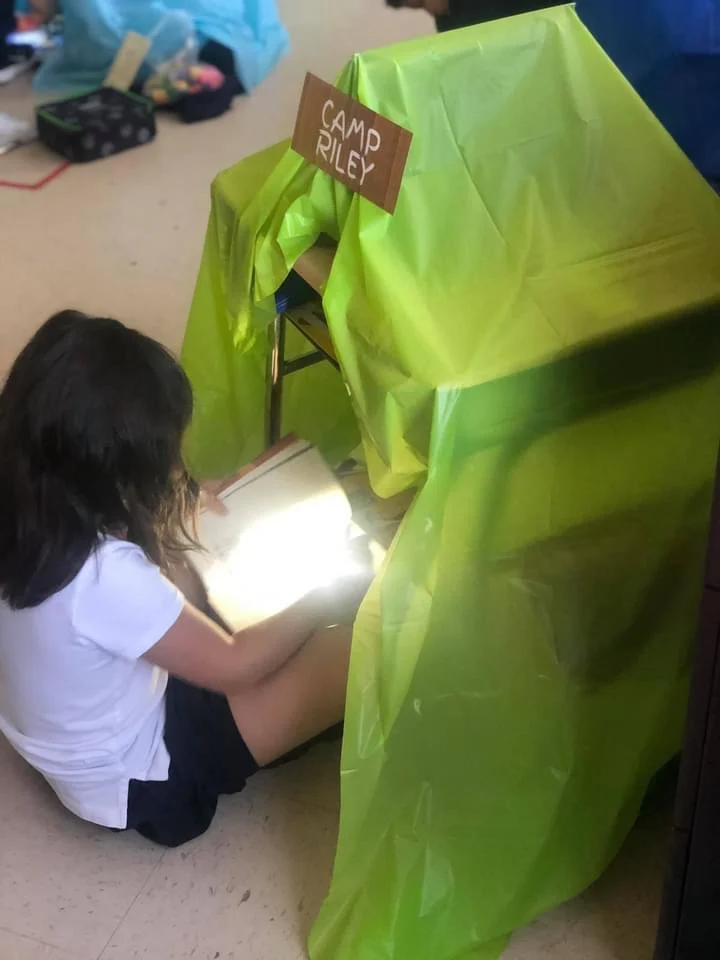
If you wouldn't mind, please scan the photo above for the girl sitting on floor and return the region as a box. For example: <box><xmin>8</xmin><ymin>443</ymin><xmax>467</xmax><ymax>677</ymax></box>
<box><xmin>0</xmin><ymin>311</ymin><xmax>361</xmax><ymax>847</ymax></box>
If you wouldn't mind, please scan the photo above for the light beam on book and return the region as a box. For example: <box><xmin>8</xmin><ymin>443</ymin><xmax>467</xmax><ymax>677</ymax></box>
<box><xmin>203</xmin><ymin>492</ymin><xmax>356</xmax><ymax>626</ymax></box>
<box><xmin>194</xmin><ymin>439</ymin><xmax>358</xmax><ymax>630</ymax></box>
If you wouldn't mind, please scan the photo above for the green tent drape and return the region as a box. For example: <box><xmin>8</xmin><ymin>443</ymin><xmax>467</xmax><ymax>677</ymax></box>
<box><xmin>182</xmin><ymin>8</ymin><xmax>720</xmax><ymax>957</ymax></box>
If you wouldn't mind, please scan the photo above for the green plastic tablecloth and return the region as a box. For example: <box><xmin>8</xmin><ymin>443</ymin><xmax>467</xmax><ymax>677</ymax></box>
<box><xmin>182</xmin><ymin>7</ymin><xmax>720</xmax><ymax>958</ymax></box>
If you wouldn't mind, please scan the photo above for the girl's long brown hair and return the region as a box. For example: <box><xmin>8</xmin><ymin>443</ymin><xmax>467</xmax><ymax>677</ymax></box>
<box><xmin>0</xmin><ymin>311</ymin><xmax>199</xmax><ymax>608</ymax></box>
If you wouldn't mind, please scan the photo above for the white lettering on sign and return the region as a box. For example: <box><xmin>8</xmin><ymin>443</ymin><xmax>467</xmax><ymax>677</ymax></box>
<box><xmin>316</xmin><ymin>98</ymin><xmax>378</xmax><ymax>188</ymax></box>
<box><xmin>321</xmin><ymin>99</ymin><xmax>334</xmax><ymax>129</ymax></box>
<box><xmin>293</xmin><ymin>72</ymin><xmax>413</xmax><ymax>213</ymax></box>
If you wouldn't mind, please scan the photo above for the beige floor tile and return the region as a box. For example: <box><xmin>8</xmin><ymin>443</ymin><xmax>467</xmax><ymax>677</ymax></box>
<box><xmin>0</xmin><ymin>738</ymin><xmax>163</xmax><ymax>959</ymax></box>
<box><xmin>0</xmin><ymin>928</ymin><xmax>79</xmax><ymax>960</ymax></box>
<box><xmin>99</xmin><ymin>785</ymin><xmax>339</xmax><ymax>960</ymax></box>
<box><xmin>250</xmin><ymin>741</ymin><xmax>342</xmax><ymax>813</ymax></box>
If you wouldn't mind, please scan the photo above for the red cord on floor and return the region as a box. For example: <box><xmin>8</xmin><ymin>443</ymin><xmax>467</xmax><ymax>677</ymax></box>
<box><xmin>0</xmin><ymin>160</ymin><xmax>71</xmax><ymax>190</ymax></box>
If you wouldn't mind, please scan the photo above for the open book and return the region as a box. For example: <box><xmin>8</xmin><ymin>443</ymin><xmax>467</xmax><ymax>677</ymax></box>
<box><xmin>193</xmin><ymin>438</ymin><xmax>356</xmax><ymax>631</ymax></box>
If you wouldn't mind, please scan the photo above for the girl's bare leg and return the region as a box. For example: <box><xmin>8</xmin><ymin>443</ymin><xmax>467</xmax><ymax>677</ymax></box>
<box><xmin>228</xmin><ymin>624</ymin><xmax>352</xmax><ymax>767</ymax></box>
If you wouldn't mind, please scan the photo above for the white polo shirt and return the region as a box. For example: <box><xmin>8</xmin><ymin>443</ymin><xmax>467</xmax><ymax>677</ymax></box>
<box><xmin>0</xmin><ymin>539</ymin><xmax>184</xmax><ymax>829</ymax></box>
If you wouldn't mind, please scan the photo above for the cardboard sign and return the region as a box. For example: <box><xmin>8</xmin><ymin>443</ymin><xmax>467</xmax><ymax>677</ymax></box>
<box><xmin>292</xmin><ymin>73</ymin><xmax>412</xmax><ymax>214</ymax></box>
<box><xmin>104</xmin><ymin>32</ymin><xmax>150</xmax><ymax>92</ymax></box>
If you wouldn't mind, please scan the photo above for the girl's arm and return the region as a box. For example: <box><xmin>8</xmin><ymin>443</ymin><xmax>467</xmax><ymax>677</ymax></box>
<box><xmin>143</xmin><ymin>589</ymin><xmax>330</xmax><ymax>693</ymax></box>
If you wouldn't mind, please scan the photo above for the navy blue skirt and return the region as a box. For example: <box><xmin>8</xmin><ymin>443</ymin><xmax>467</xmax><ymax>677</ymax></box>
<box><xmin>126</xmin><ymin>677</ymin><xmax>259</xmax><ymax>848</ymax></box>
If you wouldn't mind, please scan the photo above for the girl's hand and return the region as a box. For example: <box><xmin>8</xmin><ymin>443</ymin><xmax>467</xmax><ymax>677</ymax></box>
<box><xmin>199</xmin><ymin>484</ymin><xmax>228</xmax><ymax>516</ymax></box>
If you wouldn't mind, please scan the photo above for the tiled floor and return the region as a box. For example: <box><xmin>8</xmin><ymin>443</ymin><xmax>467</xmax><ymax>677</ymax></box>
<box><xmin>0</xmin><ymin>1</ymin><xmax>672</xmax><ymax>957</ymax></box>
<box><xmin>0</xmin><ymin>728</ymin><xmax>671</xmax><ymax>960</ymax></box>
<box><xmin>0</xmin><ymin>734</ymin><xmax>340</xmax><ymax>960</ymax></box>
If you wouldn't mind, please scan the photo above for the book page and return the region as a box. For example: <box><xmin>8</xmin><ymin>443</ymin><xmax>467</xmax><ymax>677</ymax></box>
<box><xmin>193</xmin><ymin>440</ymin><xmax>354</xmax><ymax>630</ymax></box>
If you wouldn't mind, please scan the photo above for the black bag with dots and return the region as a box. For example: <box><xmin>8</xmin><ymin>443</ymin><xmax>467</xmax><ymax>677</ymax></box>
<box><xmin>36</xmin><ymin>88</ymin><xmax>156</xmax><ymax>163</ymax></box>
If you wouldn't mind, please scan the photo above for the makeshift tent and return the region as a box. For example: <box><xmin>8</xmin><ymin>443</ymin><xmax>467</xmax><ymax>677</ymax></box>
<box><xmin>182</xmin><ymin>7</ymin><xmax>720</xmax><ymax>958</ymax></box>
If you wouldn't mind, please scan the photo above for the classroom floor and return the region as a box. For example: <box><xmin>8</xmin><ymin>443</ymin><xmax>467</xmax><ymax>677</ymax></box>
<box><xmin>0</xmin><ymin>1</ymin><xmax>671</xmax><ymax>958</ymax></box>
<box><xmin>0</xmin><ymin>727</ymin><xmax>672</xmax><ymax>960</ymax></box>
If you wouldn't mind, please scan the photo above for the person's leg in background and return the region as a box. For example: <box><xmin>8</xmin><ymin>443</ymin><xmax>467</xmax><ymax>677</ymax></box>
<box><xmin>386</xmin><ymin>0</ymin><xmax>552</xmax><ymax>32</ymax></box>
<box><xmin>436</xmin><ymin>1</ymin><xmax>551</xmax><ymax>31</ymax></box>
